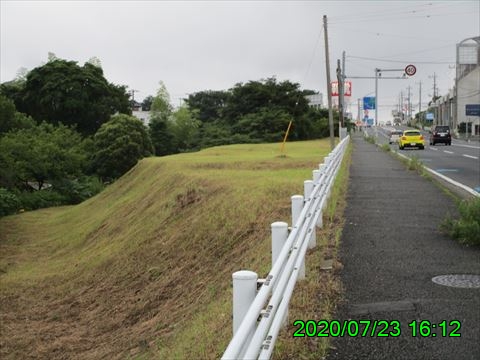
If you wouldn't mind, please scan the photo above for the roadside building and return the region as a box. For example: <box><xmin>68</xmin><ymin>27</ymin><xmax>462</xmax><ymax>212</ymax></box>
<box><xmin>455</xmin><ymin>36</ymin><xmax>480</xmax><ymax>136</ymax></box>
<box><xmin>306</xmin><ymin>93</ymin><xmax>323</xmax><ymax>109</ymax></box>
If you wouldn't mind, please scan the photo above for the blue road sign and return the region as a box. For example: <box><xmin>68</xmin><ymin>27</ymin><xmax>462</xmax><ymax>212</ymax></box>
<box><xmin>466</xmin><ymin>104</ymin><xmax>480</xmax><ymax>116</ymax></box>
<box><xmin>363</xmin><ymin>97</ymin><xmax>376</xmax><ymax>110</ymax></box>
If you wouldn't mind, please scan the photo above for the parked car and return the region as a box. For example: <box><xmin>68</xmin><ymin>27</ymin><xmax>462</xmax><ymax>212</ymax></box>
<box><xmin>399</xmin><ymin>130</ymin><xmax>425</xmax><ymax>150</ymax></box>
<box><xmin>389</xmin><ymin>130</ymin><xmax>403</xmax><ymax>144</ymax></box>
<box><xmin>430</xmin><ymin>125</ymin><xmax>451</xmax><ymax>145</ymax></box>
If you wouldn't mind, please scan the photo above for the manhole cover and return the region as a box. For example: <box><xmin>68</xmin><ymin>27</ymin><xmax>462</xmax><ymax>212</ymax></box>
<box><xmin>431</xmin><ymin>274</ymin><xmax>480</xmax><ymax>288</ymax></box>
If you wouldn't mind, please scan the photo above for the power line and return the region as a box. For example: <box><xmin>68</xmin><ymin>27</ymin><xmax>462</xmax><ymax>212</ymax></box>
<box><xmin>347</xmin><ymin>55</ymin><xmax>454</xmax><ymax>65</ymax></box>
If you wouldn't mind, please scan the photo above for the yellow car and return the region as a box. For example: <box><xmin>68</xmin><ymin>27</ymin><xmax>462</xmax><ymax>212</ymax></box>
<box><xmin>398</xmin><ymin>130</ymin><xmax>425</xmax><ymax>150</ymax></box>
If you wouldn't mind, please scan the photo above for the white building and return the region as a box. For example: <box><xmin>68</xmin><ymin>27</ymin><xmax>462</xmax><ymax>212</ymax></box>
<box><xmin>306</xmin><ymin>93</ymin><xmax>323</xmax><ymax>109</ymax></box>
<box><xmin>455</xmin><ymin>36</ymin><xmax>480</xmax><ymax>136</ymax></box>
<box><xmin>132</xmin><ymin>110</ymin><xmax>151</xmax><ymax>126</ymax></box>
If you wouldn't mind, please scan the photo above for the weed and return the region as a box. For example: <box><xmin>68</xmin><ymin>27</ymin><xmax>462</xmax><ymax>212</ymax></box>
<box><xmin>407</xmin><ymin>155</ymin><xmax>423</xmax><ymax>171</ymax></box>
<box><xmin>441</xmin><ymin>198</ymin><xmax>480</xmax><ymax>246</ymax></box>
<box><xmin>147</xmin><ymin>267</ymin><xmax>162</xmax><ymax>281</ymax></box>
<box><xmin>364</xmin><ymin>135</ymin><xmax>376</xmax><ymax>144</ymax></box>
<box><xmin>380</xmin><ymin>143</ymin><xmax>391</xmax><ymax>152</ymax></box>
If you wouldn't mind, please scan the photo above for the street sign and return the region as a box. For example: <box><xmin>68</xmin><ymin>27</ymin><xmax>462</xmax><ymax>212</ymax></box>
<box><xmin>405</xmin><ymin>64</ymin><xmax>416</xmax><ymax>76</ymax></box>
<box><xmin>363</xmin><ymin>96</ymin><xmax>376</xmax><ymax>110</ymax></box>
<box><xmin>466</xmin><ymin>104</ymin><xmax>480</xmax><ymax>116</ymax></box>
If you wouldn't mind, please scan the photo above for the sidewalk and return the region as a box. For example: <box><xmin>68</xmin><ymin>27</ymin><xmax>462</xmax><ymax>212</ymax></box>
<box><xmin>327</xmin><ymin>133</ymin><xmax>480</xmax><ymax>360</ymax></box>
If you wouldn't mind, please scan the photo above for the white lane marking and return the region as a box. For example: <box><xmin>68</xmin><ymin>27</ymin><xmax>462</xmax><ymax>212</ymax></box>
<box><xmin>443</xmin><ymin>150</ymin><xmax>454</xmax><ymax>154</ymax></box>
<box><xmin>394</xmin><ymin>151</ymin><xmax>479</xmax><ymax>198</ymax></box>
<box><xmin>452</xmin><ymin>143</ymin><xmax>480</xmax><ymax>149</ymax></box>
<box><xmin>430</xmin><ymin>147</ymin><xmax>438</xmax><ymax>151</ymax></box>
<box><xmin>463</xmin><ymin>154</ymin><xmax>479</xmax><ymax>160</ymax></box>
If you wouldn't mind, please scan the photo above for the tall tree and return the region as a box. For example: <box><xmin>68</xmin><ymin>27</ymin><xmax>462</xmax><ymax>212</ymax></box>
<box><xmin>148</xmin><ymin>82</ymin><xmax>176</xmax><ymax>156</ymax></box>
<box><xmin>171</xmin><ymin>106</ymin><xmax>201</xmax><ymax>151</ymax></box>
<box><xmin>92</xmin><ymin>114</ymin><xmax>153</xmax><ymax>180</ymax></box>
<box><xmin>185</xmin><ymin>90</ymin><xmax>230</xmax><ymax>123</ymax></box>
<box><xmin>20</xmin><ymin>59</ymin><xmax>131</xmax><ymax>135</ymax></box>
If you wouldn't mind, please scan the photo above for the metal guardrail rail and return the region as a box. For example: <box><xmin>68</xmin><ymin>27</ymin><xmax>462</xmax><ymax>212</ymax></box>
<box><xmin>222</xmin><ymin>135</ymin><xmax>350</xmax><ymax>360</ymax></box>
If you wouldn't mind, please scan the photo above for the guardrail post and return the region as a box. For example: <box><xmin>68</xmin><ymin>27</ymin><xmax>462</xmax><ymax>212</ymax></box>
<box><xmin>271</xmin><ymin>222</ymin><xmax>288</xmax><ymax>270</ymax></box>
<box><xmin>291</xmin><ymin>195</ymin><xmax>304</xmax><ymax>279</ymax></box>
<box><xmin>232</xmin><ymin>270</ymin><xmax>258</xmax><ymax>335</ymax></box>
<box><xmin>313</xmin><ymin>169</ymin><xmax>321</xmax><ymax>184</ymax></box>
<box><xmin>304</xmin><ymin>180</ymin><xmax>316</xmax><ymax>250</ymax></box>
<box><xmin>271</xmin><ymin>221</ymin><xmax>290</xmax><ymax>327</ymax></box>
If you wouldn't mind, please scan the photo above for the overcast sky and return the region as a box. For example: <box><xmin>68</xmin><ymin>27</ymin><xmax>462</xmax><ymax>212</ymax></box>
<box><xmin>1</xmin><ymin>0</ymin><xmax>479</xmax><ymax>121</ymax></box>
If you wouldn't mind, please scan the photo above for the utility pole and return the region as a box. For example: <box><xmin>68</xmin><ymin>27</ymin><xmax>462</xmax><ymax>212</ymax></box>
<box><xmin>407</xmin><ymin>86</ymin><xmax>411</xmax><ymax>124</ymax></box>
<box><xmin>400</xmin><ymin>91</ymin><xmax>404</xmax><ymax>123</ymax></box>
<box><xmin>357</xmin><ymin>98</ymin><xmax>361</xmax><ymax>123</ymax></box>
<box><xmin>431</xmin><ymin>72</ymin><xmax>437</xmax><ymax>99</ymax></box>
<box><xmin>418</xmin><ymin>81</ymin><xmax>422</xmax><ymax>114</ymax></box>
<box><xmin>323</xmin><ymin>15</ymin><xmax>335</xmax><ymax>150</ymax></box>
<box><xmin>337</xmin><ymin>59</ymin><xmax>344</xmax><ymax>128</ymax></box>
<box><xmin>341</xmin><ymin>51</ymin><xmax>346</xmax><ymax>125</ymax></box>
<box><xmin>375</xmin><ymin>68</ymin><xmax>379</xmax><ymax>126</ymax></box>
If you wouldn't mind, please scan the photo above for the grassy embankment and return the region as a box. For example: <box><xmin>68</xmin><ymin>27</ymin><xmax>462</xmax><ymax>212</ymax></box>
<box><xmin>0</xmin><ymin>138</ymin><xmax>351</xmax><ymax>359</ymax></box>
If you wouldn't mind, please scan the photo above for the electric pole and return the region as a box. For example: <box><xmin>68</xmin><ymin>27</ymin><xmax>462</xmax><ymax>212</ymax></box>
<box><xmin>337</xmin><ymin>59</ymin><xmax>344</xmax><ymax>128</ymax></box>
<box><xmin>418</xmin><ymin>81</ymin><xmax>422</xmax><ymax>113</ymax></box>
<box><xmin>323</xmin><ymin>15</ymin><xmax>335</xmax><ymax>150</ymax></box>
<box><xmin>407</xmin><ymin>86</ymin><xmax>411</xmax><ymax>123</ymax></box>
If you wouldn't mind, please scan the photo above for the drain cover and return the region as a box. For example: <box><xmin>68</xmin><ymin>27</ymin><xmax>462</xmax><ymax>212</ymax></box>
<box><xmin>432</xmin><ymin>274</ymin><xmax>480</xmax><ymax>288</ymax></box>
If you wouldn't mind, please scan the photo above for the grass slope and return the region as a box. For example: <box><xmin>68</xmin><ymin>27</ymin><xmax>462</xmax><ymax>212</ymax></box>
<box><xmin>0</xmin><ymin>140</ymin><xmax>340</xmax><ymax>359</ymax></box>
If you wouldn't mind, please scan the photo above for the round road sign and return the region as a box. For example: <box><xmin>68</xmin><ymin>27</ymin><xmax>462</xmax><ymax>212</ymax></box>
<box><xmin>405</xmin><ymin>64</ymin><xmax>416</xmax><ymax>76</ymax></box>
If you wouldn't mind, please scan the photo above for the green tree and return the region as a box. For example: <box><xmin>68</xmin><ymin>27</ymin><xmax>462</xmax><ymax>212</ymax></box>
<box><xmin>234</xmin><ymin>107</ymin><xmax>292</xmax><ymax>143</ymax></box>
<box><xmin>20</xmin><ymin>59</ymin><xmax>131</xmax><ymax>135</ymax></box>
<box><xmin>223</xmin><ymin>77</ymin><xmax>312</xmax><ymax>125</ymax></box>
<box><xmin>148</xmin><ymin>82</ymin><xmax>176</xmax><ymax>155</ymax></box>
<box><xmin>0</xmin><ymin>123</ymin><xmax>86</xmax><ymax>190</ymax></box>
<box><xmin>92</xmin><ymin>114</ymin><xmax>153</xmax><ymax>180</ymax></box>
<box><xmin>171</xmin><ymin>106</ymin><xmax>201</xmax><ymax>151</ymax></box>
<box><xmin>141</xmin><ymin>95</ymin><xmax>154</xmax><ymax>111</ymax></box>
<box><xmin>185</xmin><ymin>90</ymin><xmax>230</xmax><ymax>123</ymax></box>
<box><xmin>0</xmin><ymin>94</ymin><xmax>35</xmax><ymax>135</ymax></box>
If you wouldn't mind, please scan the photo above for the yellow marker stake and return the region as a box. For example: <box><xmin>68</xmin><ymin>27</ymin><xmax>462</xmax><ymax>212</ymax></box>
<box><xmin>280</xmin><ymin>120</ymin><xmax>293</xmax><ymax>154</ymax></box>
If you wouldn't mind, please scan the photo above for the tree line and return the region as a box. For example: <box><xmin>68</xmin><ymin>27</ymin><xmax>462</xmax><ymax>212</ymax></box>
<box><xmin>0</xmin><ymin>57</ymin><xmax>339</xmax><ymax>216</ymax></box>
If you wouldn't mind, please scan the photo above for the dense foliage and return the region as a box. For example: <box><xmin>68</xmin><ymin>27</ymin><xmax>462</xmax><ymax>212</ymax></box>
<box><xmin>145</xmin><ymin>77</ymin><xmax>337</xmax><ymax>154</ymax></box>
<box><xmin>92</xmin><ymin>114</ymin><xmax>153</xmax><ymax>180</ymax></box>
<box><xmin>1</xmin><ymin>59</ymin><xmax>131</xmax><ymax>135</ymax></box>
<box><xmin>0</xmin><ymin>57</ymin><xmax>339</xmax><ymax>216</ymax></box>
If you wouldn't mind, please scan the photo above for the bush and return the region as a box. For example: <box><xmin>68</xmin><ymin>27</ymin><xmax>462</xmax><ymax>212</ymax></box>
<box><xmin>17</xmin><ymin>189</ymin><xmax>66</xmax><ymax>211</ymax></box>
<box><xmin>53</xmin><ymin>176</ymin><xmax>104</xmax><ymax>204</ymax></box>
<box><xmin>0</xmin><ymin>187</ymin><xmax>20</xmax><ymax>217</ymax></box>
<box><xmin>442</xmin><ymin>198</ymin><xmax>480</xmax><ymax>246</ymax></box>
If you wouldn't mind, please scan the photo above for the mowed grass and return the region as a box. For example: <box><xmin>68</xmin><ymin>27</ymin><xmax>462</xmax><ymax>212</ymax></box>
<box><xmin>0</xmin><ymin>139</ymin><xmax>345</xmax><ymax>359</ymax></box>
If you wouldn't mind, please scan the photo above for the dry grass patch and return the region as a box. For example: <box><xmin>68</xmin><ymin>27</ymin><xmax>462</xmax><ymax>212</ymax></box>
<box><xmin>273</xmin><ymin>142</ymin><xmax>352</xmax><ymax>359</ymax></box>
<box><xmin>0</xmin><ymin>139</ymin><xmax>336</xmax><ymax>359</ymax></box>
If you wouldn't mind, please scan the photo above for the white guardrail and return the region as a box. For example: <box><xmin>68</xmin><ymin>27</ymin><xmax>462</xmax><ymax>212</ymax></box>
<box><xmin>222</xmin><ymin>135</ymin><xmax>350</xmax><ymax>360</ymax></box>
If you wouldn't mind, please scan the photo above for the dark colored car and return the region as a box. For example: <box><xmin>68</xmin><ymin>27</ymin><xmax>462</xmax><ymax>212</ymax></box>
<box><xmin>430</xmin><ymin>125</ymin><xmax>451</xmax><ymax>146</ymax></box>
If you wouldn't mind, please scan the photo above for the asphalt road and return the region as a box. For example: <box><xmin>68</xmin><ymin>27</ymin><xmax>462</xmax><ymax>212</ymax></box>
<box><xmin>367</xmin><ymin>126</ymin><xmax>480</xmax><ymax>193</ymax></box>
<box><xmin>326</xmin><ymin>133</ymin><xmax>480</xmax><ymax>360</ymax></box>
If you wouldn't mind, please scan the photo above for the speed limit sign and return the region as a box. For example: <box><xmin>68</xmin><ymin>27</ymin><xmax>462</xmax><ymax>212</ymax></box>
<box><xmin>405</xmin><ymin>64</ymin><xmax>416</xmax><ymax>76</ymax></box>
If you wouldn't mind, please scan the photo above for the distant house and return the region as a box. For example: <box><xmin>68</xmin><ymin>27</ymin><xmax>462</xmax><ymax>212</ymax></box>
<box><xmin>131</xmin><ymin>100</ymin><xmax>142</xmax><ymax>112</ymax></box>
<box><xmin>132</xmin><ymin>110</ymin><xmax>151</xmax><ymax>126</ymax></box>
<box><xmin>306</xmin><ymin>93</ymin><xmax>323</xmax><ymax>109</ymax></box>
